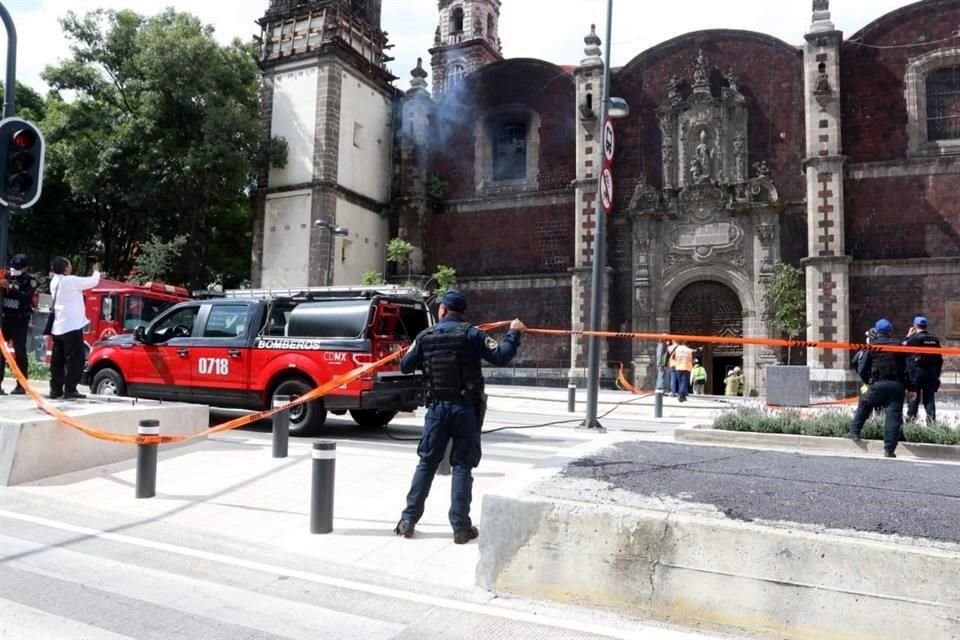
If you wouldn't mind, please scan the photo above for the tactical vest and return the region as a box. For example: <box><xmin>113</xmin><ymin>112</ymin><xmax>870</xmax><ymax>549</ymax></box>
<box><xmin>420</xmin><ymin>322</ymin><xmax>484</xmax><ymax>403</ymax></box>
<box><xmin>870</xmin><ymin>335</ymin><xmax>902</xmax><ymax>382</ymax></box>
<box><xmin>909</xmin><ymin>333</ymin><xmax>942</xmax><ymax>368</ymax></box>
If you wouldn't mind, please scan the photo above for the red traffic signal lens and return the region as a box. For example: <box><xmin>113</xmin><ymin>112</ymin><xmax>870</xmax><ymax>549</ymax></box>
<box><xmin>10</xmin><ymin>129</ymin><xmax>36</xmax><ymax>150</ymax></box>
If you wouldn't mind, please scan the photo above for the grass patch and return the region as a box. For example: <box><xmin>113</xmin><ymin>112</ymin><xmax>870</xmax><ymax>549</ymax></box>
<box><xmin>713</xmin><ymin>407</ymin><xmax>960</xmax><ymax>445</ymax></box>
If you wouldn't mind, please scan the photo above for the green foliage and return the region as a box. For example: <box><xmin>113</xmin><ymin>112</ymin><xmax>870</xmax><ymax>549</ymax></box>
<box><xmin>28</xmin><ymin>353</ymin><xmax>51</xmax><ymax>382</ymax></box>
<box><xmin>762</xmin><ymin>261</ymin><xmax>807</xmax><ymax>364</ymax></box>
<box><xmin>130</xmin><ymin>235</ymin><xmax>187</xmax><ymax>284</ymax></box>
<box><xmin>26</xmin><ymin>8</ymin><xmax>261</xmax><ymax>288</ymax></box>
<box><xmin>387</xmin><ymin>237</ymin><xmax>414</xmax><ymax>280</ymax></box>
<box><xmin>713</xmin><ymin>407</ymin><xmax>960</xmax><ymax>445</ymax></box>
<box><xmin>431</xmin><ymin>264</ymin><xmax>457</xmax><ymax>295</ymax></box>
<box><xmin>426</xmin><ymin>175</ymin><xmax>448</xmax><ymax>200</ymax></box>
<box><xmin>265</xmin><ymin>135</ymin><xmax>288</xmax><ymax>170</ymax></box>
<box><xmin>361</xmin><ymin>270</ymin><xmax>386</xmax><ymax>285</ymax></box>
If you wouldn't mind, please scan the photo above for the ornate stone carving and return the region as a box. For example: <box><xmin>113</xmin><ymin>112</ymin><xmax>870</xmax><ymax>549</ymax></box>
<box><xmin>670</xmin><ymin>220</ymin><xmax>744</xmax><ymax>263</ymax></box>
<box><xmin>692</xmin><ymin>49</ymin><xmax>710</xmax><ymax>91</ymax></box>
<box><xmin>757</xmin><ymin>224</ymin><xmax>777</xmax><ymax>245</ymax></box>
<box><xmin>690</xmin><ymin>130</ymin><xmax>714</xmax><ymax>184</ymax></box>
<box><xmin>667</xmin><ymin>75</ymin><xmax>683</xmax><ymax>105</ymax></box>
<box><xmin>629</xmin><ymin>174</ymin><xmax>661</xmax><ymax>212</ymax></box>
<box><xmin>724</xmin><ymin>69</ymin><xmax>741</xmax><ymax>95</ymax></box>
<box><xmin>753</xmin><ymin>160</ymin><xmax>770</xmax><ymax>177</ymax></box>
<box><xmin>659</xmin><ymin>113</ymin><xmax>675</xmax><ymax>190</ymax></box>
<box><xmin>733</xmin><ymin>134</ymin><xmax>746</xmax><ymax>183</ymax></box>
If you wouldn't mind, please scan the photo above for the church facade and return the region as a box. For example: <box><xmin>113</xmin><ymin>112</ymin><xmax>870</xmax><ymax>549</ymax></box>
<box><xmin>254</xmin><ymin>0</ymin><xmax>960</xmax><ymax>396</ymax></box>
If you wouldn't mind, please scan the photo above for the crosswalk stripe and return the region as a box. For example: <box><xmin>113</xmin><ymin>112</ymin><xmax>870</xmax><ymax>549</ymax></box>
<box><xmin>0</xmin><ymin>535</ymin><xmax>403</xmax><ymax>640</ymax></box>
<box><xmin>0</xmin><ymin>599</ymin><xmax>136</xmax><ymax>640</ymax></box>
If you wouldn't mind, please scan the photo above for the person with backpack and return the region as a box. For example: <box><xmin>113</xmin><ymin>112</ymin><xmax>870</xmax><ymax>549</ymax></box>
<box><xmin>848</xmin><ymin>319</ymin><xmax>907</xmax><ymax>458</ymax></box>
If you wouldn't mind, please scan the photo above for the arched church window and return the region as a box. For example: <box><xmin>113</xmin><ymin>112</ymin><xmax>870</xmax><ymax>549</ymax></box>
<box><xmin>926</xmin><ymin>67</ymin><xmax>960</xmax><ymax>141</ymax></box>
<box><xmin>450</xmin><ymin>7</ymin><xmax>464</xmax><ymax>34</ymax></box>
<box><xmin>447</xmin><ymin>64</ymin><xmax>465</xmax><ymax>90</ymax></box>
<box><xmin>493</xmin><ymin>122</ymin><xmax>528</xmax><ymax>181</ymax></box>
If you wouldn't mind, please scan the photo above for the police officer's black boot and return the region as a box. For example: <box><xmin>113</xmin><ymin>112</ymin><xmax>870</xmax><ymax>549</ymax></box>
<box><xmin>394</xmin><ymin>520</ymin><xmax>415</xmax><ymax>538</ymax></box>
<box><xmin>453</xmin><ymin>526</ymin><xmax>479</xmax><ymax>545</ymax></box>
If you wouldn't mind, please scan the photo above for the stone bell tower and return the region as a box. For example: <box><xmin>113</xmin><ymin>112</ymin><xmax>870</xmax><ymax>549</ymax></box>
<box><xmin>430</xmin><ymin>0</ymin><xmax>503</xmax><ymax>96</ymax></box>
<box><xmin>252</xmin><ymin>0</ymin><xmax>397</xmax><ymax>289</ymax></box>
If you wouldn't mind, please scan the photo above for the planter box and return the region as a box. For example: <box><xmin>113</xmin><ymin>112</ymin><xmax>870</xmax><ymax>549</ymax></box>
<box><xmin>766</xmin><ymin>365</ymin><xmax>810</xmax><ymax>407</ymax></box>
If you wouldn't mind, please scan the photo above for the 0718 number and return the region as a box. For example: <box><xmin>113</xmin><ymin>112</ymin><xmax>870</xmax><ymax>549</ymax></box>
<box><xmin>198</xmin><ymin>357</ymin><xmax>229</xmax><ymax>376</ymax></box>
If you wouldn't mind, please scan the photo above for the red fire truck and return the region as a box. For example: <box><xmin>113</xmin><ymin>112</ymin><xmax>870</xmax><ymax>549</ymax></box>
<box><xmin>34</xmin><ymin>279</ymin><xmax>190</xmax><ymax>362</ymax></box>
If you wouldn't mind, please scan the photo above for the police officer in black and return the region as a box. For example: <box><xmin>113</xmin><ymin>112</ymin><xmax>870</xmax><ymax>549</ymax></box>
<box><xmin>0</xmin><ymin>254</ymin><xmax>38</xmax><ymax>395</ymax></box>
<box><xmin>847</xmin><ymin>318</ymin><xmax>907</xmax><ymax>458</ymax></box>
<box><xmin>395</xmin><ymin>290</ymin><xmax>525</xmax><ymax>544</ymax></box>
<box><xmin>903</xmin><ymin>315</ymin><xmax>943</xmax><ymax>424</ymax></box>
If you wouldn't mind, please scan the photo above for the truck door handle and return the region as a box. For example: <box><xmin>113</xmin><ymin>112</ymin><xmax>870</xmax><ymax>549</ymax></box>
<box><xmin>177</xmin><ymin>349</ymin><xmax>189</xmax><ymax>357</ymax></box>
<box><xmin>228</xmin><ymin>350</ymin><xmax>242</xmax><ymax>358</ymax></box>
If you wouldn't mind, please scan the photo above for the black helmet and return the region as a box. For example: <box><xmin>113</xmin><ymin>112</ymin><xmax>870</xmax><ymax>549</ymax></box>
<box><xmin>9</xmin><ymin>253</ymin><xmax>28</xmax><ymax>269</ymax></box>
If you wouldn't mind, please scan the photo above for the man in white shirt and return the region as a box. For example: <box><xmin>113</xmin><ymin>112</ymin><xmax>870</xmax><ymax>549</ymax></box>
<box><xmin>49</xmin><ymin>257</ymin><xmax>100</xmax><ymax>400</ymax></box>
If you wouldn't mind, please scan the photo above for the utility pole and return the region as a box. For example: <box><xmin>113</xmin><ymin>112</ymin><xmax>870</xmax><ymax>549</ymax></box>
<box><xmin>583</xmin><ymin>0</ymin><xmax>615</xmax><ymax>430</ymax></box>
<box><xmin>0</xmin><ymin>1</ymin><xmax>17</xmax><ymax>279</ymax></box>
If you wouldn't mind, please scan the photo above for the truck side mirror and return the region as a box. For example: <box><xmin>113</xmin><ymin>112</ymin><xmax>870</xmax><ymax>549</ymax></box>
<box><xmin>134</xmin><ymin>325</ymin><xmax>147</xmax><ymax>344</ymax></box>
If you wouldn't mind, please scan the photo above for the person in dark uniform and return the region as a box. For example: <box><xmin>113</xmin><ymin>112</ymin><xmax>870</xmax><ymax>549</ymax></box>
<box><xmin>903</xmin><ymin>316</ymin><xmax>943</xmax><ymax>424</ymax></box>
<box><xmin>0</xmin><ymin>254</ymin><xmax>38</xmax><ymax>395</ymax></box>
<box><xmin>847</xmin><ymin>318</ymin><xmax>907</xmax><ymax>458</ymax></box>
<box><xmin>395</xmin><ymin>290</ymin><xmax>525</xmax><ymax>544</ymax></box>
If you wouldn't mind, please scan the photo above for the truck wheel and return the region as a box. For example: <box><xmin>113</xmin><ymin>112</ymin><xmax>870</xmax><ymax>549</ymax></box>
<box><xmin>91</xmin><ymin>368</ymin><xmax>126</xmax><ymax>397</ymax></box>
<box><xmin>350</xmin><ymin>409</ymin><xmax>398</xmax><ymax>429</ymax></box>
<box><xmin>273</xmin><ymin>378</ymin><xmax>326</xmax><ymax>437</ymax></box>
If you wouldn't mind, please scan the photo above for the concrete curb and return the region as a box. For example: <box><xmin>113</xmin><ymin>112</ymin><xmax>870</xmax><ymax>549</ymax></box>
<box><xmin>478</xmin><ymin>486</ymin><xmax>960</xmax><ymax>640</ymax></box>
<box><xmin>675</xmin><ymin>427</ymin><xmax>960</xmax><ymax>461</ymax></box>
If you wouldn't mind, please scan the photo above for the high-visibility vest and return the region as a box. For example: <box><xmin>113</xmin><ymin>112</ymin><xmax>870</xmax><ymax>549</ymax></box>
<box><xmin>674</xmin><ymin>345</ymin><xmax>694</xmax><ymax>372</ymax></box>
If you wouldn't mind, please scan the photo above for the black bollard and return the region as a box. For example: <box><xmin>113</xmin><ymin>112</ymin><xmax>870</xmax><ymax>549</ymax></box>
<box><xmin>310</xmin><ymin>441</ymin><xmax>336</xmax><ymax>534</ymax></box>
<box><xmin>272</xmin><ymin>395</ymin><xmax>290</xmax><ymax>459</ymax></box>
<box><xmin>136</xmin><ymin>419</ymin><xmax>159</xmax><ymax>499</ymax></box>
<box><xmin>567</xmin><ymin>381</ymin><xmax>576</xmax><ymax>413</ymax></box>
<box><xmin>654</xmin><ymin>389</ymin><xmax>664</xmax><ymax>419</ymax></box>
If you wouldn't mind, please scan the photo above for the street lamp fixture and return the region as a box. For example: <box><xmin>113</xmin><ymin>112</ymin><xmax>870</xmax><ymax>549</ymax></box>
<box><xmin>313</xmin><ymin>219</ymin><xmax>350</xmax><ymax>286</ymax></box>
<box><xmin>607</xmin><ymin>96</ymin><xmax>630</xmax><ymax>119</ymax></box>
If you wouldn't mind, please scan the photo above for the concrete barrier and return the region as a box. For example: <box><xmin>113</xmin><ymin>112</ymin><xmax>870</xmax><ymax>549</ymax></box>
<box><xmin>477</xmin><ymin>442</ymin><xmax>960</xmax><ymax>640</ymax></box>
<box><xmin>0</xmin><ymin>398</ymin><xmax>209</xmax><ymax>485</ymax></box>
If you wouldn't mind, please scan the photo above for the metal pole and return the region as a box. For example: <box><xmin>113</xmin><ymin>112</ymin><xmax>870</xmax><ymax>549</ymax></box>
<box><xmin>567</xmin><ymin>379</ymin><xmax>576</xmax><ymax>413</ymax></box>
<box><xmin>135</xmin><ymin>419</ymin><xmax>159</xmax><ymax>499</ymax></box>
<box><xmin>272</xmin><ymin>395</ymin><xmax>290</xmax><ymax>459</ymax></box>
<box><xmin>654</xmin><ymin>388</ymin><xmax>663</xmax><ymax>419</ymax></box>
<box><xmin>326</xmin><ymin>230</ymin><xmax>334</xmax><ymax>286</ymax></box>
<box><xmin>0</xmin><ymin>2</ymin><xmax>18</xmax><ymax>281</ymax></box>
<box><xmin>310</xmin><ymin>440</ymin><xmax>336</xmax><ymax>534</ymax></box>
<box><xmin>584</xmin><ymin>0</ymin><xmax>615</xmax><ymax>431</ymax></box>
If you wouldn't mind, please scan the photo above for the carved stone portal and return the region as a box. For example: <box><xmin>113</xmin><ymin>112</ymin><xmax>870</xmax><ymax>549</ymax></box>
<box><xmin>628</xmin><ymin>50</ymin><xmax>785</xmax><ymax>395</ymax></box>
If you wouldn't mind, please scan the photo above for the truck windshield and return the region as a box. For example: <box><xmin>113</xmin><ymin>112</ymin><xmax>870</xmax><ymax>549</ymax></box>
<box><xmin>124</xmin><ymin>295</ymin><xmax>173</xmax><ymax>330</ymax></box>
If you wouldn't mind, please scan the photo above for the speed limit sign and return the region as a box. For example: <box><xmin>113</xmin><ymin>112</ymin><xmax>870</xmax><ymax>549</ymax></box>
<box><xmin>600</xmin><ymin>167</ymin><xmax>614</xmax><ymax>214</ymax></box>
<box><xmin>603</xmin><ymin>118</ymin><xmax>615</xmax><ymax>164</ymax></box>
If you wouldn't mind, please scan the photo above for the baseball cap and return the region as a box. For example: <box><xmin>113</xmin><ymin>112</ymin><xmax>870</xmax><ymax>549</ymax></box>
<box><xmin>439</xmin><ymin>289</ymin><xmax>467</xmax><ymax>313</ymax></box>
<box><xmin>9</xmin><ymin>253</ymin><xmax>28</xmax><ymax>269</ymax></box>
<box><xmin>913</xmin><ymin>316</ymin><xmax>928</xmax><ymax>328</ymax></box>
<box><xmin>874</xmin><ymin>318</ymin><xmax>893</xmax><ymax>334</ymax></box>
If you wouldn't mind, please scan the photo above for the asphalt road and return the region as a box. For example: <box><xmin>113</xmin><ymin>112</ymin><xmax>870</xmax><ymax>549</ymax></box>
<box><xmin>563</xmin><ymin>442</ymin><xmax>960</xmax><ymax>543</ymax></box>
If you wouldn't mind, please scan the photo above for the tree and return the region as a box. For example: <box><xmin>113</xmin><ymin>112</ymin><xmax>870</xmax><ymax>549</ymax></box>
<box><xmin>129</xmin><ymin>235</ymin><xmax>187</xmax><ymax>283</ymax></box>
<box><xmin>430</xmin><ymin>264</ymin><xmax>457</xmax><ymax>295</ymax></box>
<box><xmin>762</xmin><ymin>261</ymin><xmax>807</xmax><ymax>365</ymax></box>
<box><xmin>361</xmin><ymin>270</ymin><xmax>386</xmax><ymax>285</ymax></box>
<box><xmin>386</xmin><ymin>237</ymin><xmax>414</xmax><ymax>282</ymax></box>
<box><xmin>38</xmin><ymin>9</ymin><xmax>262</xmax><ymax>288</ymax></box>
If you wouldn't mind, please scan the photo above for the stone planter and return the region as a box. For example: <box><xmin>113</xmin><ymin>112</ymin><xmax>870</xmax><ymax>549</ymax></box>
<box><xmin>765</xmin><ymin>365</ymin><xmax>810</xmax><ymax>406</ymax></box>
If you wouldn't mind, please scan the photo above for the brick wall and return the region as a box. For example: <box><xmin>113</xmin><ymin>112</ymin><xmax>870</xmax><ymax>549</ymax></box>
<box><xmin>425</xmin><ymin>201</ymin><xmax>574</xmax><ymax>276</ymax></box>
<box><xmin>841</xmin><ymin>0</ymin><xmax>960</xmax><ymax>162</ymax></box>
<box><xmin>846</xmin><ymin>174</ymin><xmax>960</xmax><ymax>260</ymax></box>
<box><xmin>428</xmin><ymin>59</ymin><xmax>577</xmax><ymax>199</ymax></box>
<box><xmin>611</xmin><ymin>31</ymin><xmax>807</xmax><ymax>207</ymax></box>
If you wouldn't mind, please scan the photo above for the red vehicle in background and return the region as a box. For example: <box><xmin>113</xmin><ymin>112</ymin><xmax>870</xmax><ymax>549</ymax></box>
<box><xmin>35</xmin><ymin>279</ymin><xmax>190</xmax><ymax>362</ymax></box>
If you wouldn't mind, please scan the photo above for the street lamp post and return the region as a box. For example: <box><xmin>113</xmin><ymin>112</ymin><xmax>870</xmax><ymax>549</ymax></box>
<box><xmin>583</xmin><ymin>0</ymin><xmax>629</xmax><ymax>430</ymax></box>
<box><xmin>313</xmin><ymin>219</ymin><xmax>349</xmax><ymax>286</ymax></box>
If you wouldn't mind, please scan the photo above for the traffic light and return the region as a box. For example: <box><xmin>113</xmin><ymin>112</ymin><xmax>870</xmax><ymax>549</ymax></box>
<box><xmin>0</xmin><ymin>116</ymin><xmax>45</xmax><ymax>210</ymax></box>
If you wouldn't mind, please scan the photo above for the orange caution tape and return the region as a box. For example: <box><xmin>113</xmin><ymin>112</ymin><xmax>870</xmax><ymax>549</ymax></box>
<box><xmin>1</xmin><ymin>319</ymin><xmax>949</xmax><ymax>446</ymax></box>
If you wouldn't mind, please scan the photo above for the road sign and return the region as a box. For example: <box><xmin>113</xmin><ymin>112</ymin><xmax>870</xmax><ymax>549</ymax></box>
<box><xmin>602</xmin><ymin>118</ymin><xmax>615</xmax><ymax>164</ymax></box>
<box><xmin>600</xmin><ymin>167</ymin><xmax>614</xmax><ymax>214</ymax></box>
